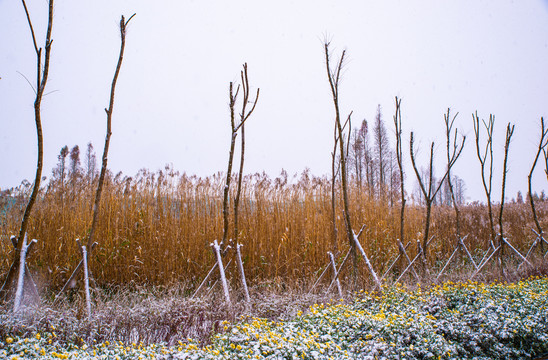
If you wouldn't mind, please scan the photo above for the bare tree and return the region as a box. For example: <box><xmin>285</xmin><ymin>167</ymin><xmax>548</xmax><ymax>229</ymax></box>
<box><xmin>392</xmin><ymin>97</ymin><xmax>412</xmax><ymax>273</ymax></box>
<box><xmin>410</xmin><ymin>113</ymin><xmax>464</xmax><ymax>266</ymax></box>
<box><xmin>528</xmin><ymin>117</ymin><xmax>547</xmax><ymax>254</ymax></box>
<box><xmin>56</xmin><ymin>13</ymin><xmax>135</xmax><ymax>299</ymax></box>
<box><xmin>498</xmin><ymin>123</ymin><xmax>515</xmax><ymax>272</ymax></box>
<box><xmin>473</xmin><ymin>112</ymin><xmax>496</xmax><ymax>245</ymax></box>
<box><xmin>444</xmin><ymin>109</ymin><xmax>466</xmax><ymax>238</ymax></box>
<box><xmin>324</xmin><ymin>42</ymin><xmax>356</xmax><ymax>266</ymax></box>
<box><xmin>0</xmin><ymin>0</ymin><xmax>54</xmax><ymax>303</ymax></box>
<box><xmin>331</xmin><ymin>120</ymin><xmax>341</xmax><ymax>255</ymax></box>
<box><xmin>221</xmin><ymin>63</ymin><xmax>259</xmax><ymax>249</ymax></box>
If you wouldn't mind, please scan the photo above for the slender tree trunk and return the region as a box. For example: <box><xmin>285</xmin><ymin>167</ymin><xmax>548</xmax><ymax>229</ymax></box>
<box><xmin>0</xmin><ymin>0</ymin><xmax>53</xmax><ymax>302</ymax></box>
<box><xmin>324</xmin><ymin>43</ymin><xmax>357</xmax><ymax>274</ymax></box>
<box><xmin>55</xmin><ymin>14</ymin><xmax>134</xmax><ymax>297</ymax></box>
<box><xmin>528</xmin><ymin>117</ymin><xmax>547</xmax><ymax>254</ymax></box>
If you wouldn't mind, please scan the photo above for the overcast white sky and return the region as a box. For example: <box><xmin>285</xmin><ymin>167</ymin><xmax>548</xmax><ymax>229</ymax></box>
<box><xmin>1</xmin><ymin>0</ymin><xmax>548</xmax><ymax>202</ymax></box>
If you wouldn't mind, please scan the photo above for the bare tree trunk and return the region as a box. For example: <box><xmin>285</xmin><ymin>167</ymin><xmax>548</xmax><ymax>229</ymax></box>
<box><xmin>444</xmin><ymin>109</ymin><xmax>466</xmax><ymax>239</ymax></box>
<box><xmin>473</xmin><ymin>112</ymin><xmax>496</xmax><ymax>245</ymax></box>
<box><xmin>56</xmin><ymin>14</ymin><xmax>135</xmax><ymax>296</ymax></box>
<box><xmin>221</xmin><ymin>64</ymin><xmax>259</xmax><ymax>249</ymax></box>
<box><xmin>331</xmin><ymin>126</ymin><xmax>340</xmax><ymax>255</ymax></box>
<box><xmin>528</xmin><ymin>117</ymin><xmax>547</xmax><ymax>254</ymax></box>
<box><xmin>0</xmin><ymin>0</ymin><xmax>53</xmax><ymax>303</ymax></box>
<box><xmin>393</xmin><ymin>97</ymin><xmax>406</xmax><ymax>271</ymax></box>
<box><xmin>233</xmin><ymin>122</ymin><xmax>245</xmax><ymax>244</ymax></box>
<box><xmin>88</xmin><ymin>14</ymin><xmax>134</xmax><ymax>249</ymax></box>
<box><xmin>410</xmin><ymin>113</ymin><xmax>464</xmax><ymax>269</ymax></box>
<box><xmin>221</xmin><ymin>83</ymin><xmax>238</xmax><ymax>248</ymax></box>
<box><xmin>498</xmin><ymin>123</ymin><xmax>515</xmax><ymax>275</ymax></box>
<box><xmin>324</xmin><ymin>42</ymin><xmax>357</xmax><ymax>275</ymax></box>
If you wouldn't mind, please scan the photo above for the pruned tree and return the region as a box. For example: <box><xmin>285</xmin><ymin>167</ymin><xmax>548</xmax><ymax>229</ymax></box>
<box><xmin>324</xmin><ymin>41</ymin><xmax>381</xmax><ymax>289</ymax></box>
<box><xmin>410</xmin><ymin>110</ymin><xmax>464</xmax><ymax>267</ymax></box>
<box><xmin>221</xmin><ymin>63</ymin><xmax>259</xmax><ymax>249</ymax></box>
<box><xmin>0</xmin><ymin>0</ymin><xmax>54</xmax><ymax>304</ymax></box>
<box><xmin>473</xmin><ymin>112</ymin><xmax>496</xmax><ymax>246</ymax></box>
<box><xmin>444</xmin><ymin>109</ymin><xmax>466</xmax><ymax>239</ymax></box>
<box><xmin>528</xmin><ymin>117</ymin><xmax>547</xmax><ymax>254</ymax></box>
<box><xmin>497</xmin><ymin>122</ymin><xmax>515</xmax><ymax>273</ymax></box>
<box><xmin>392</xmin><ymin>97</ymin><xmax>408</xmax><ymax>269</ymax></box>
<box><xmin>56</xmin><ymin>13</ymin><xmax>135</xmax><ymax>301</ymax></box>
<box><xmin>324</xmin><ymin>42</ymin><xmax>356</xmax><ymax>268</ymax></box>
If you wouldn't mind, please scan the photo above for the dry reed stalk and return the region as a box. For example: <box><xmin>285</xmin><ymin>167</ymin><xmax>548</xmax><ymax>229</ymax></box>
<box><xmin>1</xmin><ymin>168</ymin><xmax>546</xmax><ymax>291</ymax></box>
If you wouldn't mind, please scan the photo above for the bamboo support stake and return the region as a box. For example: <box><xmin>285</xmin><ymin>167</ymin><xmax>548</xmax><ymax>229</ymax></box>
<box><xmin>394</xmin><ymin>237</ymin><xmax>434</xmax><ymax>284</ymax></box>
<box><xmin>10</xmin><ymin>236</ymin><xmax>39</xmax><ymax>299</ymax></box>
<box><xmin>459</xmin><ymin>236</ymin><xmax>478</xmax><ymax>270</ymax></box>
<box><xmin>82</xmin><ymin>245</ymin><xmax>91</xmax><ymax>318</ymax></box>
<box><xmin>204</xmin><ymin>259</ymin><xmax>233</xmax><ymax>298</ymax></box>
<box><xmin>524</xmin><ymin>229</ymin><xmax>548</xmax><ymax>263</ymax></box>
<box><xmin>192</xmin><ymin>244</ymin><xmax>232</xmax><ymax>299</ymax></box>
<box><xmin>327</xmin><ymin>249</ymin><xmax>352</xmax><ymax>293</ymax></box>
<box><xmin>328</xmin><ymin>251</ymin><xmax>343</xmax><ymax>299</ymax></box>
<box><xmin>399</xmin><ymin>239</ymin><xmax>419</xmax><ymax>281</ymax></box>
<box><xmin>192</xmin><ymin>262</ymin><xmax>219</xmax><ymax>299</ymax></box>
<box><xmin>212</xmin><ymin>240</ymin><xmax>230</xmax><ymax>304</ymax></box>
<box><xmin>437</xmin><ymin>235</ymin><xmax>475</xmax><ymax>281</ymax></box>
<box><xmin>236</xmin><ymin>243</ymin><xmax>250</xmax><ymax>303</ymax></box>
<box><xmin>436</xmin><ymin>244</ymin><xmax>460</xmax><ymax>281</ymax></box>
<box><xmin>395</xmin><ymin>247</ymin><xmax>423</xmax><ymax>285</ymax></box>
<box><xmin>352</xmin><ymin>231</ymin><xmax>382</xmax><ymax>290</ymax></box>
<box><xmin>309</xmin><ymin>262</ymin><xmax>331</xmax><ymax>294</ymax></box>
<box><xmin>53</xmin><ymin>242</ymin><xmax>97</xmax><ymax>304</ymax></box>
<box><xmin>14</xmin><ymin>234</ymin><xmax>30</xmax><ymax>312</ymax></box>
<box><xmin>502</xmin><ymin>237</ymin><xmax>532</xmax><ymax>267</ymax></box>
<box><xmin>476</xmin><ymin>242</ymin><xmax>497</xmax><ymax>272</ymax></box>
<box><xmin>520</xmin><ymin>229</ymin><xmax>544</xmax><ymax>267</ymax></box>
<box><xmin>381</xmin><ymin>241</ymin><xmax>411</xmax><ymax>281</ymax></box>
<box><xmin>471</xmin><ymin>245</ymin><xmax>501</xmax><ymax>279</ymax></box>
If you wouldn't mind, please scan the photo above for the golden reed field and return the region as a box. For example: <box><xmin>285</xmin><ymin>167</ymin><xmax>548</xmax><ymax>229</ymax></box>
<box><xmin>1</xmin><ymin>167</ymin><xmax>546</xmax><ymax>292</ymax></box>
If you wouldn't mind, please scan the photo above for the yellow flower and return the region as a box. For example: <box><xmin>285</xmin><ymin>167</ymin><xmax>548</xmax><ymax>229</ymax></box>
<box><xmin>35</xmin><ymin>333</ymin><xmax>41</xmax><ymax>340</ymax></box>
<box><xmin>5</xmin><ymin>337</ymin><xmax>13</xmax><ymax>344</ymax></box>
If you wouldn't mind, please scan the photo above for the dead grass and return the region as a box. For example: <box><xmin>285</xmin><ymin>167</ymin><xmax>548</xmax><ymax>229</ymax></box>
<box><xmin>0</xmin><ymin>280</ymin><xmax>332</xmax><ymax>346</ymax></box>
<box><xmin>1</xmin><ymin>262</ymin><xmax>546</xmax><ymax>348</ymax></box>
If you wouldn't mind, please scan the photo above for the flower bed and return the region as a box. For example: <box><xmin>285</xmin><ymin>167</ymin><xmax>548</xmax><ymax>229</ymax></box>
<box><xmin>2</xmin><ymin>277</ymin><xmax>547</xmax><ymax>359</ymax></box>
